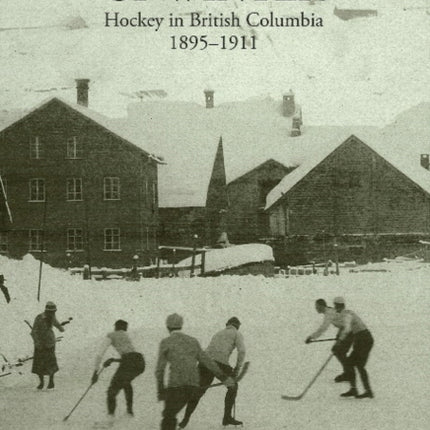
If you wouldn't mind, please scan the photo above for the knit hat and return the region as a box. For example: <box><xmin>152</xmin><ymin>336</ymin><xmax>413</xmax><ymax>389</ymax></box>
<box><xmin>333</xmin><ymin>296</ymin><xmax>345</xmax><ymax>305</ymax></box>
<box><xmin>166</xmin><ymin>313</ymin><xmax>183</xmax><ymax>329</ymax></box>
<box><xmin>45</xmin><ymin>301</ymin><xmax>57</xmax><ymax>312</ymax></box>
<box><xmin>226</xmin><ymin>316</ymin><xmax>241</xmax><ymax>329</ymax></box>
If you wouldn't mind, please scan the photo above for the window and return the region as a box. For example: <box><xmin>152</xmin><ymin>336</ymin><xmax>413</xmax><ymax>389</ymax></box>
<box><xmin>67</xmin><ymin>229</ymin><xmax>83</xmax><ymax>251</ymax></box>
<box><xmin>152</xmin><ymin>181</ymin><xmax>157</xmax><ymax>211</ymax></box>
<box><xmin>29</xmin><ymin>229</ymin><xmax>42</xmax><ymax>251</ymax></box>
<box><xmin>0</xmin><ymin>232</ymin><xmax>8</xmax><ymax>253</ymax></box>
<box><xmin>29</xmin><ymin>179</ymin><xmax>45</xmax><ymax>201</ymax></box>
<box><xmin>104</xmin><ymin>177</ymin><xmax>120</xmax><ymax>200</ymax></box>
<box><xmin>67</xmin><ymin>178</ymin><xmax>83</xmax><ymax>201</ymax></box>
<box><xmin>30</xmin><ymin>136</ymin><xmax>43</xmax><ymax>159</ymax></box>
<box><xmin>104</xmin><ymin>228</ymin><xmax>120</xmax><ymax>251</ymax></box>
<box><xmin>66</xmin><ymin>137</ymin><xmax>83</xmax><ymax>159</ymax></box>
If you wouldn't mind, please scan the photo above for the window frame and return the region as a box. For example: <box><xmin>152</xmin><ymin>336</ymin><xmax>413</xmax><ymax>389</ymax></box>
<box><xmin>29</xmin><ymin>229</ymin><xmax>43</xmax><ymax>252</ymax></box>
<box><xmin>66</xmin><ymin>228</ymin><xmax>84</xmax><ymax>252</ymax></box>
<box><xmin>104</xmin><ymin>228</ymin><xmax>121</xmax><ymax>251</ymax></box>
<box><xmin>66</xmin><ymin>178</ymin><xmax>83</xmax><ymax>201</ymax></box>
<box><xmin>103</xmin><ymin>177</ymin><xmax>120</xmax><ymax>201</ymax></box>
<box><xmin>66</xmin><ymin>136</ymin><xmax>83</xmax><ymax>159</ymax></box>
<box><xmin>29</xmin><ymin>178</ymin><xmax>46</xmax><ymax>202</ymax></box>
<box><xmin>30</xmin><ymin>136</ymin><xmax>43</xmax><ymax>159</ymax></box>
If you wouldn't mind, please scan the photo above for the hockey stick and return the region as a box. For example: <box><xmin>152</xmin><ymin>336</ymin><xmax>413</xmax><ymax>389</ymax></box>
<box><xmin>281</xmin><ymin>353</ymin><xmax>334</xmax><ymax>401</ymax></box>
<box><xmin>205</xmin><ymin>361</ymin><xmax>250</xmax><ymax>389</ymax></box>
<box><xmin>309</xmin><ymin>338</ymin><xmax>336</xmax><ymax>343</ymax></box>
<box><xmin>63</xmin><ymin>367</ymin><xmax>105</xmax><ymax>421</ymax></box>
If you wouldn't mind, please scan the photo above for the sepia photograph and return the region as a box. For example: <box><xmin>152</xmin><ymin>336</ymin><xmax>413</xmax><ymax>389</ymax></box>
<box><xmin>0</xmin><ymin>1</ymin><xmax>429</xmax><ymax>429</ymax></box>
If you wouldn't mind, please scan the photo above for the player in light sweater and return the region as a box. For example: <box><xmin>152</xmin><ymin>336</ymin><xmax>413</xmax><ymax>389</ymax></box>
<box><xmin>179</xmin><ymin>316</ymin><xmax>246</xmax><ymax>428</ymax></box>
<box><xmin>334</xmin><ymin>297</ymin><xmax>374</xmax><ymax>399</ymax></box>
<box><xmin>92</xmin><ymin>320</ymin><xmax>145</xmax><ymax>422</ymax></box>
<box><xmin>156</xmin><ymin>313</ymin><xmax>235</xmax><ymax>430</ymax></box>
<box><xmin>305</xmin><ymin>298</ymin><xmax>354</xmax><ymax>382</ymax></box>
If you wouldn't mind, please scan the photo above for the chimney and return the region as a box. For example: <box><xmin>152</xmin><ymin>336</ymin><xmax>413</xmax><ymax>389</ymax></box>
<box><xmin>76</xmin><ymin>79</ymin><xmax>90</xmax><ymax>107</ymax></box>
<box><xmin>283</xmin><ymin>90</ymin><xmax>295</xmax><ymax>117</ymax></box>
<box><xmin>421</xmin><ymin>154</ymin><xmax>430</xmax><ymax>170</ymax></box>
<box><xmin>204</xmin><ymin>89</ymin><xmax>214</xmax><ymax>109</ymax></box>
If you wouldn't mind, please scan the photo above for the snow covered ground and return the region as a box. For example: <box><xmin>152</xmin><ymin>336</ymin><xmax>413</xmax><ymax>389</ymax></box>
<box><xmin>0</xmin><ymin>254</ymin><xmax>429</xmax><ymax>429</ymax></box>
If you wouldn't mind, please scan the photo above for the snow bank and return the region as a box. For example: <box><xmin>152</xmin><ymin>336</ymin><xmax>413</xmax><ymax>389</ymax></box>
<box><xmin>177</xmin><ymin>243</ymin><xmax>274</xmax><ymax>274</ymax></box>
<box><xmin>0</xmin><ymin>254</ymin><xmax>430</xmax><ymax>429</ymax></box>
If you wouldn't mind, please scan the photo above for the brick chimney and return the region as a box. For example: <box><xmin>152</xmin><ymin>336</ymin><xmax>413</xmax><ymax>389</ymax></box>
<box><xmin>421</xmin><ymin>154</ymin><xmax>430</xmax><ymax>170</ymax></box>
<box><xmin>204</xmin><ymin>89</ymin><xmax>214</xmax><ymax>109</ymax></box>
<box><xmin>283</xmin><ymin>90</ymin><xmax>295</xmax><ymax>117</ymax></box>
<box><xmin>76</xmin><ymin>79</ymin><xmax>90</xmax><ymax>107</ymax></box>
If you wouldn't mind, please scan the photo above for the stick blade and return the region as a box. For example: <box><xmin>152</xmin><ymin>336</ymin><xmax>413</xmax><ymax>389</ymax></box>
<box><xmin>281</xmin><ymin>394</ymin><xmax>303</xmax><ymax>401</ymax></box>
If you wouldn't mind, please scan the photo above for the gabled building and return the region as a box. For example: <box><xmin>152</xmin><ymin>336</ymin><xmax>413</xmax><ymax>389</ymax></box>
<box><xmin>117</xmin><ymin>90</ymin><xmax>356</xmax><ymax>248</ymax></box>
<box><xmin>0</xmin><ymin>80</ymin><xmax>162</xmax><ymax>268</ymax></box>
<box><xmin>265</xmin><ymin>104</ymin><xmax>430</xmax><ymax>264</ymax></box>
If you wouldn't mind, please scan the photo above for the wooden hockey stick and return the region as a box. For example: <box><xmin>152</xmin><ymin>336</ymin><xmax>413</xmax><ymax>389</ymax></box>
<box><xmin>281</xmin><ymin>354</ymin><xmax>333</xmax><ymax>400</ymax></box>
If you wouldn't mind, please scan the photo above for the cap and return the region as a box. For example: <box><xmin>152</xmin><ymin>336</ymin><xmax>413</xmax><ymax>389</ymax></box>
<box><xmin>0</xmin><ymin>274</ymin><xmax>5</xmax><ymax>282</ymax></box>
<box><xmin>45</xmin><ymin>301</ymin><xmax>57</xmax><ymax>312</ymax></box>
<box><xmin>166</xmin><ymin>313</ymin><xmax>183</xmax><ymax>329</ymax></box>
<box><xmin>226</xmin><ymin>316</ymin><xmax>241</xmax><ymax>329</ymax></box>
<box><xmin>333</xmin><ymin>296</ymin><xmax>345</xmax><ymax>305</ymax></box>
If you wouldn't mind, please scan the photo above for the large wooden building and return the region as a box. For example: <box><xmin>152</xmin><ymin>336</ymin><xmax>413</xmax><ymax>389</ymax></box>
<box><xmin>0</xmin><ymin>80</ymin><xmax>161</xmax><ymax>268</ymax></box>
<box><xmin>266</xmin><ymin>121</ymin><xmax>430</xmax><ymax>265</ymax></box>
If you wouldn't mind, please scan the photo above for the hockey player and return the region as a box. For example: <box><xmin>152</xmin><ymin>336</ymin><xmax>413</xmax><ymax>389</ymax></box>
<box><xmin>91</xmin><ymin>320</ymin><xmax>145</xmax><ymax>422</ymax></box>
<box><xmin>31</xmin><ymin>301</ymin><xmax>65</xmax><ymax>389</ymax></box>
<box><xmin>0</xmin><ymin>274</ymin><xmax>10</xmax><ymax>304</ymax></box>
<box><xmin>156</xmin><ymin>313</ymin><xmax>235</xmax><ymax>430</ymax></box>
<box><xmin>305</xmin><ymin>298</ymin><xmax>353</xmax><ymax>382</ymax></box>
<box><xmin>333</xmin><ymin>297</ymin><xmax>374</xmax><ymax>398</ymax></box>
<box><xmin>179</xmin><ymin>316</ymin><xmax>246</xmax><ymax>428</ymax></box>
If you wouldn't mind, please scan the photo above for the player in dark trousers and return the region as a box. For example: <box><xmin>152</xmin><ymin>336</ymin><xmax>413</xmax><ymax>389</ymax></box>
<box><xmin>0</xmin><ymin>274</ymin><xmax>10</xmax><ymax>304</ymax></box>
<box><xmin>156</xmin><ymin>313</ymin><xmax>235</xmax><ymax>430</ymax></box>
<box><xmin>333</xmin><ymin>297</ymin><xmax>374</xmax><ymax>398</ymax></box>
<box><xmin>31</xmin><ymin>301</ymin><xmax>65</xmax><ymax>389</ymax></box>
<box><xmin>92</xmin><ymin>320</ymin><xmax>145</xmax><ymax>424</ymax></box>
<box><xmin>305</xmin><ymin>298</ymin><xmax>354</xmax><ymax>382</ymax></box>
<box><xmin>179</xmin><ymin>317</ymin><xmax>246</xmax><ymax>428</ymax></box>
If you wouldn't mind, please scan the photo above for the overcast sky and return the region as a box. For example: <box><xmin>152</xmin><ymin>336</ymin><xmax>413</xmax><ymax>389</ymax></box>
<box><xmin>0</xmin><ymin>0</ymin><xmax>429</xmax><ymax>125</ymax></box>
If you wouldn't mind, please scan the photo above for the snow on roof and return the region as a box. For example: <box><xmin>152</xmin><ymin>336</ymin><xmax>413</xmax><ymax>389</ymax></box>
<box><xmin>113</xmin><ymin>97</ymin><xmax>376</xmax><ymax>208</ymax></box>
<box><xmin>266</xmin><ymin>103</ymin><xmax>430</xmax><ymax>210</ymax></box>
<box><xmin>0</xmin><ymin>96</ymin><xmax>161</xmax><ymax>162</ymax></box>
<box><xmin>177</xmin><ymin>243</ymin><xmax>274</xmax><ymax>274</ymax></box>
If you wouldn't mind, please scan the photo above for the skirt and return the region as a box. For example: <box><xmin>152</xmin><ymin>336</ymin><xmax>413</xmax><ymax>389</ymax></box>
<box><xmin>31</xmin><ymin>347</ymin><xmax>59</xmax><ymax>375</ymax></box>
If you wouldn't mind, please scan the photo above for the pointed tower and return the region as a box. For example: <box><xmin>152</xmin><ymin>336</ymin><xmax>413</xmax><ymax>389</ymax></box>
<box><xmin>206</xmin><ymin>137</ymin><xmax>229</xmax><ymax>245</ymax></box>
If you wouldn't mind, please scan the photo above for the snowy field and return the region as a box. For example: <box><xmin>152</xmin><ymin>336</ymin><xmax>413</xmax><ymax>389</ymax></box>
<box><xmin>0</xmin><ymin>254</ymin><xmax>429</xmax><ymax>430</ymax></box>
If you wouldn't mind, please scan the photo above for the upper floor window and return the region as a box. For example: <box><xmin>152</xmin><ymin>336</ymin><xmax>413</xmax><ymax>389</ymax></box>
<box><xmin>29</xmin><ymin>179</ymin><xmax>45</xmax><ymax>202</ymax></box>
<box><xmin>67</xmin><ymin>228</ymin><xmax>84</xmax><ymax>251</ymax></box>
<box><xmin>29</xmin><ymin>229</ymin><xmax>42</xmax><ymax>251</ymax></box>
<box><xmin>104</xmin><ymin>177</ymin><xmax>120</xmax><ymax>200</ymax></box>
<box><xmin>67</xmin><ymin>178</ymin><xmax>83</xmax><ymax>201</ymax></box>
<box><xmin>30</xmin><ymin>136</ymin><xmax>43</xmax><ymax>159</ymax></box>
<box><xmin>66</xmin><ymin>137</ymin><xmax>83</xmax><ymax>159</ymax></box>
<box><xmin>0</xmin><ymin>232</ymin><xmax>8</xmax><ymax>253</ymax></box>
<box><xmin>104</xmin><ymin>228</ymin><xmax>121</xmax><ymax>251</ymax></box>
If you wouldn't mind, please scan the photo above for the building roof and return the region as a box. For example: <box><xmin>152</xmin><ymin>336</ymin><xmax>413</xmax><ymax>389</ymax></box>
<box><xmin>0</xmin><ymin>96</ymin><xmax>162</xmax><ymax>163</ymax></box>
<box><xmin>266</xmin><ymin>102</ymin><xmax>430</xmax><ymax>210</ymax></box>
<box><xmin>112</xmin><ymin>96</ymin><xmax>377</xmax><ymax>207</ymax></box>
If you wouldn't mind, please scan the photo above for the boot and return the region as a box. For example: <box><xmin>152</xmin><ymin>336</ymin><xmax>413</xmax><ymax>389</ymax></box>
<box><xmin>340</xmin><ymin>388</ymin><xmax>358</xmax><ymax>397</ymax></box>
<box><xmin>47</xmin><ymin>375</ymin><xmax>55</xmax><ymax>389</ymax></box>
<box><xmin>37</xmin><ymin>375</ymin><xmax>44</xmax><ymax>390</ymax></box>
<box><xmin>222</xmin><ymin>416</ymin><xmax>243</xmax><ymax>426</ymax></box>
<box><xmin>356</xmin><ymin>390</ymin><xmax>374</xmax><ymax>399</ymax></box>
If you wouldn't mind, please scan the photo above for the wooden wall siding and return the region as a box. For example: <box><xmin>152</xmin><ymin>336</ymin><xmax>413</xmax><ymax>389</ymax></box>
<box><xmin>226</xmin><ymin>160</ymin><xmax>293</xmax><ymax>243</ymax></box>
<box><xmin>269</xmin><ymin>138</ymin><xmax>430</xmax><ymax>238</ymax></box>
<box><xmin>0</xmin><ymin>100</ymin><xmax>158</xmax><ymax>268</ymax></box>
